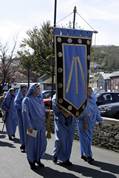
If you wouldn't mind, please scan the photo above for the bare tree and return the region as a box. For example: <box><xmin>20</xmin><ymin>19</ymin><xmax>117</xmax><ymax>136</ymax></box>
<box><xmin>0</xmin><ymin>40</ymin><xmax>19</xmax><ymax>84</ymax></box>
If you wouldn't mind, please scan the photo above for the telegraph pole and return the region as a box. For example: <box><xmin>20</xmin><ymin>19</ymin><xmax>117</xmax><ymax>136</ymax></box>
<box><xmin>73</xmin><ymin>6</ymin><xmax>77</xmax><ymax>29</ymax></box>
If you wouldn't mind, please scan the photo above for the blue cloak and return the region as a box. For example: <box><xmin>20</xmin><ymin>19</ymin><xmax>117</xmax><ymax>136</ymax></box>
<box><xmin>77</xmin><ymin>93</ymin><xmax>102</xmax><ymax>157</ymax></box>
<box><xmin>52</xmin><ymin>98</ymin><xmax>75</xmax><ymax>162</ymax></box>
<box><xmin>14</xmin><ymin>87</ymin><xmax>26</xmax><ymax>146</ymax></box>
<box><xmin>22</xmin><ymin>84</ymin><xmax>47</xmax><ymax>162</ymax></box>
<box><xmin>2</xmin><ymin>89</ymin><xmax>17</xmax><ymax>137</ymax></box>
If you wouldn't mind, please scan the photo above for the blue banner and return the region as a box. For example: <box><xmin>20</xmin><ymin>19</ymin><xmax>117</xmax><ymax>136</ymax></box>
<box><xmin>54</xmin><ymin>28</ymin><xmax>93</xmax><ymax>117</ymax></box>
<box><xmin>54</xmin><ymin>27</ymin><xmax>93</xmax><ymax>38</ymax></box>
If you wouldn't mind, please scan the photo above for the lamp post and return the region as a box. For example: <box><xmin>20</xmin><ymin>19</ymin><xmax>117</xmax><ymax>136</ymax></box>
<box><xmin>26</xmin><ymin>48</ymin><xmax>34</xmax><ymax>88</ymax></box>
<box><xmin>27</xmin><ymin>62</ymin><xmax>30</xmax><ymax>88</ymax></box>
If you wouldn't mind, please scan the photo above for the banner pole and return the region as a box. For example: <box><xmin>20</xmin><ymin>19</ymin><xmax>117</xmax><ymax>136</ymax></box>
<box><xmin>73</xmin><ymin>6</ymin><xmax>77</xmax><ymax>29</ymax></box>
<box><xmin>54</xmin><ymin>0</ymin><xmax>57</xmax><ymax>27</ymax></box>
<box><xmin>51</xmin><ymin>0</ymin><xmax>57</xmax><ymax>104</ymax></box>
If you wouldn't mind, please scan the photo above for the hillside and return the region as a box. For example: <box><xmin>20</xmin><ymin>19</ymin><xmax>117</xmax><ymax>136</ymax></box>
<box><xmin>92</xmin><ymin>46</ymin><xmax>119</xmax><ymax>72</ymax></box>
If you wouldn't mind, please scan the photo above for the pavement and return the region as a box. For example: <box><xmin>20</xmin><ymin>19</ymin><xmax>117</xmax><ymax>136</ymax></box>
<box><xmin>0</xmin><ymin>119</ymin><xmax>119</xmax><ymax>178</ymax></box>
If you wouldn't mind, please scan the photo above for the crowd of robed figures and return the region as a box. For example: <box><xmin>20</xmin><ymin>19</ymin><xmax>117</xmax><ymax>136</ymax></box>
<box><xmin>1</xmin><ymin>83</ymin><xmax>102</xmax><ymax>170</ymax></box>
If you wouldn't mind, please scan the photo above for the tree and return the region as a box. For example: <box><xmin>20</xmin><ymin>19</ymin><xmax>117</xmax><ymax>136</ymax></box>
<box><xmin>17</xmin><ymin>48</ymin><xmax>35</xmax><ymax>87</ymax></box>
<box><xmin>0</xmin><ymin>41</ymin><xmax>18</xmax><ymax>84</ymax></box>
<box><xmin>18</xmin><ymin>21</ymin><xmax>54</xmax><ymax>78</ymax></box>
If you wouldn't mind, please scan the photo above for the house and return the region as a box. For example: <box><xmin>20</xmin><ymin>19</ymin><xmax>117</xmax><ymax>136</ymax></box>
<box><xmin>97</xmin><ymin>71</ymin><xmax>119</xmax><ymax>91</ymax></box>
<box><xmin>39</xmin><ymin>71</ymin><xmax>119</xmax><ymax>92</ymax></box>
<box><xmin>110</xmin><ymin>71</ymin><xmax>119</xmax><ymax>91</ymax></box>
<box><xmin>97</xmin><ymin>72</ymin><xmax>111</xmax><ymax>91</ymax></box>
<box><xmin>38</xmin><ymin>74</ymin><xmax>55</xmax><ymax>90</ymax></box>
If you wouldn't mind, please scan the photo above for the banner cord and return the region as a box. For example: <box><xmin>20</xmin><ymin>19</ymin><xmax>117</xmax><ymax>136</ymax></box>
<box><xmin>56</xmin><ymin>12</ymin><xmax>73</xmax><ymax>25</ymax></box>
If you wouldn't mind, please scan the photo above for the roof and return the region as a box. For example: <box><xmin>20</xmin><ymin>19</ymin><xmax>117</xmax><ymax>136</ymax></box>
<box><xmin>38</xmin><ymin>74</ymin><xmax>48</xmax><ymax>82</ymax></box>
<box><xmin>99</xmin><ymin>72</ymin><xmax>111</xmax><ymax>80</ymax></box>
<box><xmin>110</xmin><ymin>71</ymin><xmax>119</xmax><ymax>78</ymax></box>
<box><xmin>39</xmin><ymin>75</ymin><xmax>56</xmax><ymax>84</ymax></box>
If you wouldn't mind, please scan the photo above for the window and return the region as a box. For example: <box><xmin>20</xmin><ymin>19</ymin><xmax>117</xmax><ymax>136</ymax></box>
<box><xmin>113</xmin><ymin>93</ymin><xmax>119</xmax><ymax>102</ymax></box>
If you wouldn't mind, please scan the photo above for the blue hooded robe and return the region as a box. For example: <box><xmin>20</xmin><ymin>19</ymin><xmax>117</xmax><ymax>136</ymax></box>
<box><xmin>2</xmin><ymin>89</ymin><xmax>17</xmax><ymax>137</ymax></box>
<box><xmin>22</xmin><ymin>84</ymin><xmax>47</xmax><ymax>163</ymax></box>
<box><xmin>77</xmin><ymin>93</ymin><xmax>102</xmax><ymax>158</ymax></box>
<box><xmin>14</xmin><ymin>87</ymin><xmax>27</xmax><ymax>146</ymax></box>
<box><xmin>52</xmin><ymin>97</ymin><xmax>75</xmax><ymax>162</ymax></box>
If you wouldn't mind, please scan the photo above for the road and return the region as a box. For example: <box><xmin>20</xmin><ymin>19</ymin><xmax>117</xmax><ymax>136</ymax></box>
<box><xmin>0</xmin><ymin>120</ymin><xmax>119</xmax><ymax>178</ymax></box>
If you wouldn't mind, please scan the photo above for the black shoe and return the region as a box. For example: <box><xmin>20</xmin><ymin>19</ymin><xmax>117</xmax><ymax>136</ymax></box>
<box><xmin>58</xmin><ymin>160</ymin><xmax>72</xmax><ymax>166</ymax></box>
<box><xmin>21</xmin><ymin>149</ymin><xmax>25</xmax><ymax>153</ymax></box>
<box><xmin>65</xmin><ymin>160</ymin><xmax>73</xmax><ymax>166</ymax></box>
<box><xmin>36</xmin><ymin>160</ymin><xmax>45</xmax><ymax>168</ymax></box>
<box><xmin>87</xmin><ymin>157</ymin><xmax>94</xmax><ymax>164</ymax></box>
<box><xmin>9</xmin><ymin>136</ymin><xmax>14</xmax><ymax>141</ymax></box>
<box><xmin>20</xmin><ymin>145</ymin><xmax>25</xmax><ymax>153</ymax></box>
<box><xmin>12</xmin><ymin>134</ymin><xmax>15</xmax><ymax>138</ymax></box>
<box><xmin>28</xmin><ymin>161</ymin><xmax>37</xmax><ymax>170</ymax></box>
<box><xmin>53</xmin><ymin>156</ymin><xmax>57</xmax><ymax>164</ymax></box>
<box><xmin>81</xmin><ymin>155</ymin><xmax>87</xmax><ymax>161</ymax></box>
<box><xmin>20</xmin><ymin>145</ymin><xmax>25</xmax><ymax>149</ymax></box>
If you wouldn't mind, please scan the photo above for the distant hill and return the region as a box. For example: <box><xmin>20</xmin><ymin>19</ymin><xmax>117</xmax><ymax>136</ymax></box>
<box><xmin>92</xmin><ymin>45</ymin><xmax>119</xmax><ymax>72</ymax></box>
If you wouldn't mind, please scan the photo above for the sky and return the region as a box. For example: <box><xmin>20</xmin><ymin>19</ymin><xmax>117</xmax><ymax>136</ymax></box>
<box><xmin>0</xmin><ymin>0</ymin><xmax>119</xmax><ymax>47</ymax></box>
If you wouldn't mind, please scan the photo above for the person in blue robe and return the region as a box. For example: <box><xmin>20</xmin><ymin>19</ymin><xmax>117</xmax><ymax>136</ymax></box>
<box><xmin>14</xmin><ymin>85</ymin><xmax>27</xmax><ymax>152</ymax></box>
<box><xmin>2</xmin><ymin>88</ymin><xmax>18</xmax><ymax>140</ymax></box>
<box><xmin>52</xmin><ymin>94</ymin><xmax>75</xmax><ymax>166</ymax></box>
<box><xmin>77</xmin><ymin>87</ymin><xmax>102</xmax><ymax>164</ymax></box>
<box><xmin>22</xmin><ymin>83</ymin><xmax>47</xmax><ymax>170</ymax></box>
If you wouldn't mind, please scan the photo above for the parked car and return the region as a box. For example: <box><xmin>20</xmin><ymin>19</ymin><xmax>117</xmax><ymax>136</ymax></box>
<box><xmin>42</xmin><ymin>90</ymin><xmax>56</xmax><ymax>109</ymax></box>
<box><xmin>96</xmin><ymin>92</ymin><xmax>119</xmax><ymax>106</ymax></box>
<box><xmin>98</xmin><ymin>102</ymin><xmax>119</xmax><ymax>119</ymax></box>
<box><xmin>95</xmin><ymin>92</ymin><xmax>119</xmax><ymax>119</ymax></box>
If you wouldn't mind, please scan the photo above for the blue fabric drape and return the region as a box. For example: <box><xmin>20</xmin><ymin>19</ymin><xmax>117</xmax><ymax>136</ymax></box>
<box><xmin>14</xmin><ymin>88</ymin><xmax>26</xmax><ymax>146</ymax></box>
<box><xmin>52</xmin><ymin>98</ymin><xmax>75</xmax><ymax>162</ymax></box>
<box><xmin>22</xmin><ymin>84</ymin><xmax>47</xmax><ymax>162</ymax></box>
<box><xmin>77</xmin><ymin>94</ymin><xmax>102</xmax><ymax>157</ymax></box>
<box><xmin>2</xmin><ymin>89</ymin><xmax>17</xmax><ymax>136</ymax></box>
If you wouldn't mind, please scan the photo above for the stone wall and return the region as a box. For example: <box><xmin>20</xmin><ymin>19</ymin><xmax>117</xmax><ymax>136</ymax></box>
<box><xmin>47</xmin><ymin>111</ymin><xmax>119</xmax><ymax>153</ymax></box>
<box><xmin>93</xmin><ymin>118</ymin><xmax>119</xmax><ymax>153</ymax></box>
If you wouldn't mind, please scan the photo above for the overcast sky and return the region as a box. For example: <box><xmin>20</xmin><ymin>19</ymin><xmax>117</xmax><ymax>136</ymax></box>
<box><xmin>0</xmin><ymin>0</ymin><xmax>119</xmax><ymax>46</ymax></box>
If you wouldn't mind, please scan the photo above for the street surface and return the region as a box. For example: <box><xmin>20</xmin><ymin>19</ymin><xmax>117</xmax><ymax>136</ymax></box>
<box><xmin>0</xmin><ymin>120</ymin><xmax>119</xmax><ymax>178</ymax></box>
